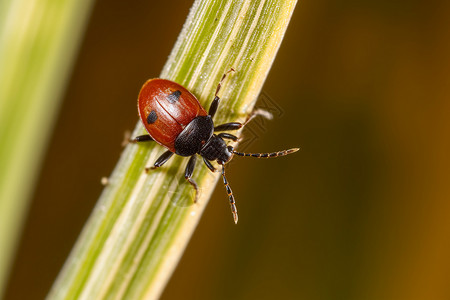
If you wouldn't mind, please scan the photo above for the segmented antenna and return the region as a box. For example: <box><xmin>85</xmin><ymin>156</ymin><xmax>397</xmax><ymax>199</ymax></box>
<box><xmin>232</xmin><ymin>148</ymin><xmax>299</xmax><ymax>158</ymax></box>
<box><xmin>221</xmin><ymin>166</ymin><xmax>238</xmax><ymax>224</ymax></box>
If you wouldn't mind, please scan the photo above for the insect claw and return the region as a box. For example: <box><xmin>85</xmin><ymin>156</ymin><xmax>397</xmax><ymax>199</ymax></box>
<box><xmin>145</xmin><ymin>166</ymin><xmax>156</xmax><ymax>173</ymax></box>
<box><xmin>193</xmin><ymin>190</ymin><xmax>199</xmax><ymax>203</ymax></box>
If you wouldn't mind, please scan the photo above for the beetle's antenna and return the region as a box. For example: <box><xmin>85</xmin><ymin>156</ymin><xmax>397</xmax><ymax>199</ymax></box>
<box><xmin>232</xmin><ymin>148</ymin><xmax>300</xmax><ymax>158</ymax></box>
<box><xmin>221</xmin><ymin>165</ymin><xmax>238</xmax><ymax>224</ymax></box>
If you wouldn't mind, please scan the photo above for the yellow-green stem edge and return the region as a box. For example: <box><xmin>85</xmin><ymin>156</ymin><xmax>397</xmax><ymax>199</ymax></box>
<box><xmin>48</xmin><ymin>1</ymin><xmax>297</xmax><ymax>299</ymax></box>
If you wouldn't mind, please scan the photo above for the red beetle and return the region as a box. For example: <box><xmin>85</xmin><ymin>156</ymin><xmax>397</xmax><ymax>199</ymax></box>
<box><xmin>133</xmin><ymin>69</ymin><xmax>298</xmax><ymax>223</ymax></box>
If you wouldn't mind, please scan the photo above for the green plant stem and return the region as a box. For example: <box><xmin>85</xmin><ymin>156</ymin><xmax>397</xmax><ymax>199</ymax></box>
<box><xmin>48</xmin><ymin>1</ymin><xmax>297</xmax><ymax>299</ymax></box>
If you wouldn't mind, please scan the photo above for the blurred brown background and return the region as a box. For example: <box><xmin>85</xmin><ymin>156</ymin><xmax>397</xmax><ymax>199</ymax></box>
<box><xmin>5</xmin><ymin>0</ymin><xmax>450</xmax><ymax>299</ymax></box>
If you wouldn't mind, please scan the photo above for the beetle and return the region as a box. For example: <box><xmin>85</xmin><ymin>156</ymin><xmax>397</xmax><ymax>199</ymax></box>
<box><xmin>132</xmin><ymin>69</ymin><xmax>298</xmax><ymax>223</ymax></box>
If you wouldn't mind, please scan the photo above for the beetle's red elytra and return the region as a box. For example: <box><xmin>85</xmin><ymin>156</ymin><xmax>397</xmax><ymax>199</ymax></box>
<box><xmin>133</xmin><ymin>69</ymin><xmax>299</xmax><ymax>223</ymax></box>
<box><xmin>137</xmin><ymin>79</ymin><xmax>208</xmax><ymax>152</ymax></box>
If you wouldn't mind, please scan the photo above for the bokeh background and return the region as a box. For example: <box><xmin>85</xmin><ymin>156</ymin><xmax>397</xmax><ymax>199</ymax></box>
<box><xmin>5</xmin><ymin>0</ymin><xmax>450</xmax><ymax>299</ymax></box>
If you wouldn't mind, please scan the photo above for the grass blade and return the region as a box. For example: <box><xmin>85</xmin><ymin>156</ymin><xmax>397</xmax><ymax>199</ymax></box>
<box><xmin>48</xmin><ymin>1</ymin><xmax>297</xmax><ymax>299</ymax></box>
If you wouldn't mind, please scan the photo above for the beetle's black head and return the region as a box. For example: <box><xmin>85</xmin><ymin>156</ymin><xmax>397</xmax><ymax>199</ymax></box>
<box><xmin>199</xmin><ymin>134</ymin><xmax>233</xmax><ymax>164</ymax></box>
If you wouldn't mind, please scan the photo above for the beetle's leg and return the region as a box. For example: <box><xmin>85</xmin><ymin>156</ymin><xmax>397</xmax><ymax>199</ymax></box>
<box><xmin>208</xmin><ymin>68</ymin><xmax>235</xmax><ymax>119</ymax></box>
<box><xmin>242</xmin><ymin>108</ymin><xmax>273</xmax><ymax>126</ymax></box>
<box><xmin>215</xmin><ymin>68</ymin><xmax>235</xmax><ymax>96</ymax></box>
<box><xmin>217</xmin><ymin>133</ymin><xmax>238</xmax><ymax>141</ymax></box>
<box><xmin>208</xmin><ymin>97</ymin><xmax>220</xmax><ymax>119</ymax></box>
<box><xmin>145</xmin><ymin>150</ymin><xmax>174</xmax><ymax>172</ymax></box>
<box><xmin>203</xmin><ymin>157</ymin><xmax>216</xmax><ymax>173</ymax></box>
<box><xmin>214</xmin><ymin>108</ymin><xmax>273</xmax><ymax>132</ymax></box>
<box><xmin>130</xmin><ymin>134</ymin><xmax>154</xmax><ymax>143</ymax></box>
<box><xmin>185</xmin><ymin>155</ymin><xmax>199</xmax><ymax>203</ymax></box>
<box><xmin>220</xmin><ymin>164</ymin><xmax>238</xmax><ymax>224</ymax></box>
<box><xmin>214</xmin><ymin>122</ymin><xmax>243</xmax><ymax>132</ymax></box>
<box><xmin>122</xmin><ymin>131</ymin><xmax>154</xmax><ymax>146</ymax></box>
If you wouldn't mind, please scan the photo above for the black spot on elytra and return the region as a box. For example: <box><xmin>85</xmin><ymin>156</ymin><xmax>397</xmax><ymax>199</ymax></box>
<box><xmin>147</xmin><ymin>110</ymin><xmax>157</xmax><ymax>124</ymax></box>
<box><xmin>167</xmin><ymin>90</ymin><xmax>181</xmax><ymax>103</ymax></box>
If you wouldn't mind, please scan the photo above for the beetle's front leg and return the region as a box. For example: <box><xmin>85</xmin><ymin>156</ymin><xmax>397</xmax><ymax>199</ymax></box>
<box><xmin>214</xmin><ymin>108</ymin><xmax>273</xmax><ymax>132</ymax></box>
<box><xmin>208</xmin><ymin>68</ymin><xmax>235</xmax><ymax>119</ymax></box>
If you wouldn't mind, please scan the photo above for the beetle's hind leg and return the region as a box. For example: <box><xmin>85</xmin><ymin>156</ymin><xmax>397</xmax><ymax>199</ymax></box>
<box><xmin>185</xmin><ymin>155</ymin><xmax>199</xmax><ymax>203</ymax></box>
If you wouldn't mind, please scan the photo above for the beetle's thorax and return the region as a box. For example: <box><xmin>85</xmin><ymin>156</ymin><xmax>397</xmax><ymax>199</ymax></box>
<box><xmin>174</xmin><ymin>116</ymin><xmax>214</xmax><ymax>156</ymax></box>
<box><xmin>199</xmin><ymin>134</ymin><xmax>233</xmax><ymax>163</ymax></box>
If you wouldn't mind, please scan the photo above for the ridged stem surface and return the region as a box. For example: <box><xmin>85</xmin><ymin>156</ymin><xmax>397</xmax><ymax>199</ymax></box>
<box><xmin>48</xmin><ymin>1</ymin><xmax>297</xmax><ymax>299</ymax></box>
